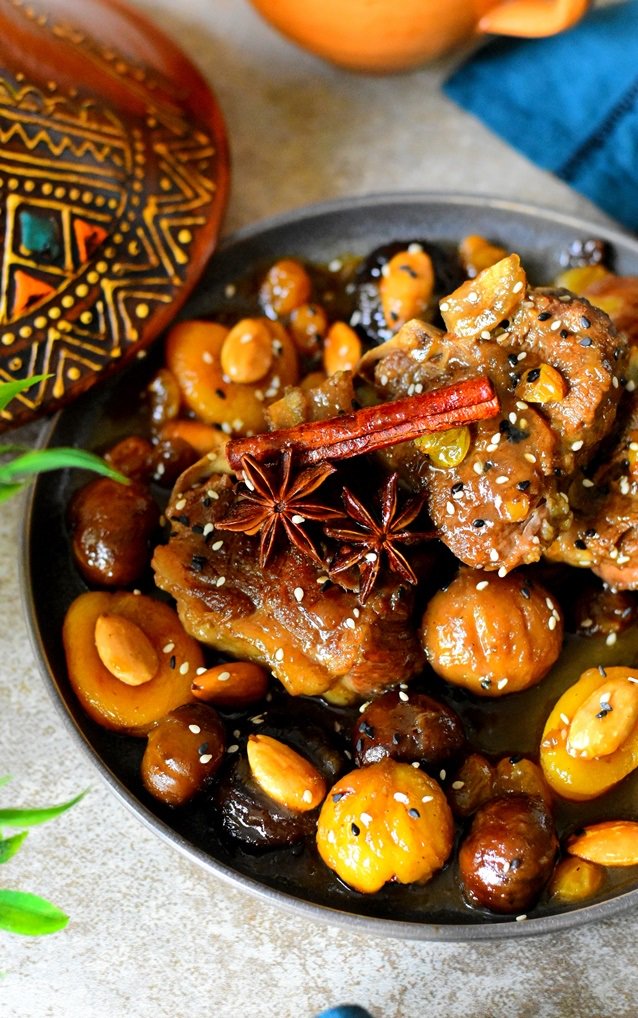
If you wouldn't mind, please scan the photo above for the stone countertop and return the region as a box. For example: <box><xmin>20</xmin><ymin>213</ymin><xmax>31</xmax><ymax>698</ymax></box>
<box><xmin>3</xmin><ymin>2</ymin><xmax>637</xmax><ymax>1016</ymax></box>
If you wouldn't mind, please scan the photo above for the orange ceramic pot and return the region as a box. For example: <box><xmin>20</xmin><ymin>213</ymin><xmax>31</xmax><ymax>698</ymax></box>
<box><xmin>250</xmin><ymin>0</ymin><xmax>590</xmax><ymax>73</ymax></box>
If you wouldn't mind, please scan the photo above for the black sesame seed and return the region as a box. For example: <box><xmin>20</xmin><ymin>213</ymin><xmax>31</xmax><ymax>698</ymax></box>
<box><xmin>603</xmin><ymin>358</ymin><xmax>613</xmax><ymax>373</ymax></box>
<box><xmin>521</xmin><ymin>586</ymin><xmax>531</xmax><ymax>599</ymax></box>
<box><xmin>538</xmin><ymin>311</ymin><xmax>552</xmax><ymax>322</ymax></box>
<box><xmin>191</xmin><ymin>554</ymin><xmax>207</xmax><ymax>572</ymax></box>
<box><xmin>596</xmin><ymin>704</ymin><xmax>613</xmax><ymax>719</ymax></box>
<box><xmin>510</xmin><ymin>857</ymin><xmax>522</xmax><ymax>872</ymax></box>
<box><xmin>198</xmin><ymin>742</ymin><xmax>209</xmax><ymax>755</ymax></box>
<box><xmin>560</xmin><ymin>329</ymin><xmax>570</xmax><ymax>339</ymax></box>
<box><xmin>580</xmin><ymin>316</ymin><xmax>591</xmax><ymax>329</ymax></box>
<box><xmin>500</xmin><ymin>319</ymin><xmax>510</xmax><ymax>330</ymax></box>
<box><xmin>216</xmin><ymin>388</ymin><xmax>226</xmax><ymax>399</ymax></box>
<box><xmin>321</xmin><ymin>580</ymin><xmax>331</xmax><ymax>593</ymax></box>
<box><xmin>392</xmin><ymin>732</ymin><xmax>401</xmax><ymax>746</ymax></box>
<box><xmin>400</xmin><ymin>263</ymin><xmax>419</xmax><ymax>278</ymax></box>
<box><xmin>585</xmin><ymin>528</ymin><xmax>597</xmax><ymax>538</ymax></box>
<box><xmin>351</xmin><ymin>822</ymin><xmax>360</xmax><ymax>837</ymax></box>
<box><xmin>360</xmin><ymin>721</ymin><xmax>375</xmax><ymax>738</ymax></box>
<box><xmin>579</xmin><ymin>337</ymin><xmax>592</xmax><ymax>347</ymax></box>
<box><xmin>451</xmin><ymin>481</ymin><xmax>464</xmax><ymax>494</ymax></box>
<box><xmin>517</xmin><ymin>480</ymin><xmax>531</xmax><ymax>491</ymax></box>
<box><xmin>169</xmin><ymin>655</ymin><xmax>176</xmax><ymax>669</ymax></box>
<box><xmin>332</xmin><ymin>792</ymin><xmax>345</xmax><ymax>803</ymax></box>
<box><xmin>575</xmin><ymin>539</ymin><xmax>587</xmax><ymax>550</ymax></box>
<box><xmin>508</xmin><ymin>353</ymin><xmax>519</xmax><ymax>367</ymax></box>
<box><xmin>484</xmin><ymin>461</ymin><xmax>495</xmax><ymax>472</ymax></box>
<box><xmin>509</xmin><ymin>755</ymin><xmax>523</xmax><ymax>764</ymax></box>
<box><xmin>192</xmin><ymin>523</ymin><xmax>205</xmax><ymax>534</ymax></box>
<box><xmin>598</xmin><ymin>665</ymin><xmax>607</xmax><ymax>677</ymax></box>
<box><xmin>526</xmin><ymin>368</ymin><xmax>541</xmax><ymax>383</ymax></box>
<box><xmin>472</xmin><ymin>518</ymin><xmax>486</xmax><ymax>529</ymax></box>
<box><xmin>408</xmin><ymin>808</ymin><xmax>420</xmax><ymax>819</ymax></box>
<box><xmin>480</xmin><ymin>678</ymin><xmax>492</xmax><ymax>689</ymax></box>
<box><xmin>203</xmin><ymin>497</ymin><xmax>212</xmax><ymax>508</ymax></box>
<box><xmin>355</xmin><ymin>738</ymin><xmax>363</xmax><ymax>754</ymax></box>
<box><xmin>174</xmin><ymin>514</ymin><xmax>190</xmax><ymax>526</ymax></box>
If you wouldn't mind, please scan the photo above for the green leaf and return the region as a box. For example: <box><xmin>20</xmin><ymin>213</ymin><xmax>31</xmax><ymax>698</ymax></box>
<box><xmin>0</xmin><ymin>890</ymin><xmax>68</xmax><ymax>935</ymax></box>
<box><xmin>0</xmin><ymin>448</ymin><xmax>128</xmax><ymax>486</ymax></box>
<box><xmin>0</xmin><ymin>482</ymin><xmax>24</xmax><ymax>503</ymax></box>
<box><xmin>0</xmin><ymin>832</ymin><xmax>27</xmax><ymax>864</ymax></box>
<box><xmin>0</xmin><ymin>375</ymin><xmax>51</xmax><ymax>413</ymax></box>
<box><xmin>0</xmin><ymin>778</ymin><xmax>11</xmax><ymax>789</ymax></box>
<box><xmin>0</xmin><ymin>790</ymin><xmax>86</xmax><ymax>829</ymax></box>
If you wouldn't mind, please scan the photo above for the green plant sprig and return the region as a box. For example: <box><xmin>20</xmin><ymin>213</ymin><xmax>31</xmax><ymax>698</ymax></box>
<box><xmin>0</xmin><ymin>375</ymin><xmax>128</xmax><ymax>502</ymax></box>
<box><xmin>0</xmin><ymin>783</ymin><xmax>87</xmax><ymax>936</ymax></box>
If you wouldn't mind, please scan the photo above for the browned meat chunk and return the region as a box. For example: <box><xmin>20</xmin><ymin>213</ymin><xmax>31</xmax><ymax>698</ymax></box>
<box><xmin>547</xmin><ymin>393</ymin><xmax>638</xmax><ymax>589</ymax></box>
<box><xmin>359</xmin><ymin>270</ymin><xmax>626</xmax><ymax>573</ymax></box>
<box><xmin>152</xmin><ymin>462</ymin><xmax>425</xmax><ymax>704</ymax></box>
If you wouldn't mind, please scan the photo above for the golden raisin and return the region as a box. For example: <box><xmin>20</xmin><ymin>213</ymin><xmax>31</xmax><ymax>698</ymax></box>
<box><xmin>380</xmin><ymin>248</ymin><xmax>434</xmax><ymax>330</ymax></box>
<box><xmin>517</xmin><ymin>363</ymin><xmax>568</xmax><ymax>404</ymax></box>
<box><xmin>548</xmin><ymin>856</ymin><xmax>605</xmax><ymax>904</ymax></box>
<box><xmin>260</xmin><ymin>258</ymin><xmax>312</xmax><ymax>316</ymax></box>
<box><xmin>220</xmin><ymin>318</ymin><xmax>274</xmax><ymax>384</ymax></box>
<box><xmin>459</xmin><ymin>234</ymin><xmax>509</xmax><ymax>278</ymax></box>
<box><xmin>323</xmin><ymin>321</ymin><xmax>362</xmax><ymax>375</ymax></box>
<box><xmin>289</xmin><ymin>302</ymin><xmax>328</xmax><ymax>356</ymax></box>
<box><xmin>414</xmin><ymin>425</ymin><xmax>470</xmax><ymax>468</ymax></box>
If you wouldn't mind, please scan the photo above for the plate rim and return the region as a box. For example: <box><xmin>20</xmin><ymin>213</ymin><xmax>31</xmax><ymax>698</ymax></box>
<box><xmin>20</xmin><ymin>190</ymin><xmax>638</xmax><ymax>941</ymax></box>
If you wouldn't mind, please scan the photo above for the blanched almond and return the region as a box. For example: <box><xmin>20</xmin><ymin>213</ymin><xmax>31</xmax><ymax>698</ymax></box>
<box><xmin>191</xmin><ymin>662</ymin><xmax>269</xmax><ymax>707</ymax></box>
<box><xmin>94</xmin><ymin>613</ymin><xmax>159</xmax><ymax>686</ymax></box>
<box><xmin>567</xmin><ymin>820</ymin><xmax>638</xmax><ymax>866</ymax></box>
<box><xmin>247</xmin><ymin>734</ymin><xmax>326</xmax><ymax>812</ymax></box>
<box><xmin>567</xmin><ymin>672</ymin><xmax>638</xmax><ymax>759</ymax></box>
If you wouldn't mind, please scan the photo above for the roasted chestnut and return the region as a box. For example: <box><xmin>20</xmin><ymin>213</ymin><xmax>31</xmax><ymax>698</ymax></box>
<box><xmin>421</xmin><ymin>568</ymin><xmax>563</xmax><ymax>696</ymax></box>
<box><xmin>459</xmin><ymin>794</ymin><xmax>558</xmax><ymax>914</ymax></box>
<box><xmin>141</xmin><ymin>703</ymin><xmax>226</xmax><ymax>806</ymax></box>
<box><xmin>353</xmin><ymin>689</ymin><xmax>465</xmax><ymax>767</ymax></box>
<box><xmin>68</xmin><ymin>475</ymin><xmax>160</xmax><ymax>587</ymax></box>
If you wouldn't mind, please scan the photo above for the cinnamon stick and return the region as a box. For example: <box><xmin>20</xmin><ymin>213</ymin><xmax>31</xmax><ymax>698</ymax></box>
<box><xmin>227</xmin><ymin>376</ymin><xmax>499</xmax><ymax>469</ymax></box>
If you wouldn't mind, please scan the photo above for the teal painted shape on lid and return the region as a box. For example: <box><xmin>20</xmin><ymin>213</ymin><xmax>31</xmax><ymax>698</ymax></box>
<box><xmin>18</xmin><ymin>209</ymin><xmax>61</xmax><ymax>260</ymax></box>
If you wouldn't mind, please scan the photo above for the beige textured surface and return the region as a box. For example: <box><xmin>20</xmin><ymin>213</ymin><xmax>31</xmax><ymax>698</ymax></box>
<box><xmin>3</xmin><ymin>1</ymin><xmax>638</xmax><ymax>1016</ymax></box>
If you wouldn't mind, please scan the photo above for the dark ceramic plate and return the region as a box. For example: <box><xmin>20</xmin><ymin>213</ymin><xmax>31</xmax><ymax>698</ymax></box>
<box><xmin>21</xmin><ymin>193</ymin><xmax>638</xmax><ymax>940</ymax></box>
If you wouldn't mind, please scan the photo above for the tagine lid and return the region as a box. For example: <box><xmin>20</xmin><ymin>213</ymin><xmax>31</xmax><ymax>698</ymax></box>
<box><xmin>0</xmin><ymin>0</ymin><xmax>229</xmax><ymax>429</ymax></box>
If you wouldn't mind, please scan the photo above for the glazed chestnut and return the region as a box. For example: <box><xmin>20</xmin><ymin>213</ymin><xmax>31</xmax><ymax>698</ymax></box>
<box><xmin>148</xmin><ymin>435</ymin><xmax>199</xmax><ymax>488</ymax></box>
<box><xmin>353</xmin><ymin>689</ymin><xmax>465</xmax><ymax>767</ymax></box>
<box><xmin>141</xmin><ymin>703</ymin><xmax>225</xmax><ymax>806</ymax></box>
<box><xmin>421</xmin><ymin>569</ymin><xmax>563</xmax><ymax>696</ymax></box>
<box><xmin>459</xmin><ymin>794</ymin><xmax>558</xmax><ymax>914</ymax></box>
<box><xmin>68</xmin><ymin>476</ymin><xmax>160</xmax><ymax>587</ymax></box>
<box><xmin>104</xmin><ymin>435</ymin><xmax>154</xmax><ymax>483</ymax></box>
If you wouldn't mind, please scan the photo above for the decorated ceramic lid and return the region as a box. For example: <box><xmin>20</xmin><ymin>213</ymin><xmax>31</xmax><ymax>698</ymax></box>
<box><xmin>0</xmin><ymin>0</ymin><xmax>229</xmax><ymax>429</ymax></box>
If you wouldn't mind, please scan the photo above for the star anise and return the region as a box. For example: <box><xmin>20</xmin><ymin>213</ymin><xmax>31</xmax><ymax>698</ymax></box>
<box><xmin>325</xmin><ymin>473</ymin><xmax>434</xmax><ymax>604</ymax></box>
<box><xmin>215</xmin><ymin>450</ymin><xmax>343</xmax><ymax>567</ymax></box>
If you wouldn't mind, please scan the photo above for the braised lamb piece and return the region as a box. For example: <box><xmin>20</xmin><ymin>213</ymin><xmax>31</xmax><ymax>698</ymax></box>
<box><xmin>152</xmin><ymin>462</ymin><xmax>425</xmax><ymax>705</ymax></box>
<box><xmin>360</xmin><ymin>257</ymin><xmax>627</xmax><ymax>573</ymax></box>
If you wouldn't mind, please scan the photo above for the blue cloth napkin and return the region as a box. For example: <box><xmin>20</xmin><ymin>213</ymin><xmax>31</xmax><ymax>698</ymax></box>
<box><xmin>444</xmin><ymin>1</ymin><xmax>638</xmax><ymax>231</ymax></box>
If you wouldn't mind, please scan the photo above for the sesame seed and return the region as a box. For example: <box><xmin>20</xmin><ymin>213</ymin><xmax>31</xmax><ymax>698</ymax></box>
<box><xmin>473</xmin><ymin>461</ymin><xmax>483</xmax><ymax>475</ymax></box>
<box><xmin>189</xmin><ymin>724</ymin><xmax>201</xmax><ymax>734</ymax></box>
<box><xmin>627</xmin><ymin>380</ymin><xmax>636</xmax><ymax>392</ymax></box>
<box><xmin>353</xmin><ymin>608</ymin><xmax>360</xmax><ymax>618</ymax></box>
<box><xmin>203</xmin><ymin>523</ymin><xmax>214</xmax><ymax>536</ymax></box>
<box><xmin>291</xmin><ymin>514</ymin><xmax>305</xmax><ymax>525</ymax></box>
<box><xmin>509</xmin><ymin>412</ymin><xmax>517</xmax><ymax>425</ymax></box>
<box><xmin>516</xmin><ymin>401</ymin><xmax>529</xmax><ymax>410</ymax></box>
<box><xmin>548</xmin><ymin>616</ymin><xmax>557</xmax><ymax>631</ymax></box>
<box><xmin>294</xmin><ymin>587</ymin><xmax>304</xmax><ymax>602</ymax></box>
<box><xmin>495</xmin><ymin>475</ymin><xmax>508</xmax><ymax>485</ymax></box>
<box><xmin>365</xmin><ymin>552</ymin><xmax>378</xmax><ymax>563</ymax></box>
<box><xmin>360</xmin><ymin>811</ymin><xmax>372</xmax><ymax>826</ymax></box>
<box><xmin>422</xmin><ymin>795</ymin><xmax>434</xmax><ymax>803</ymax></box>
<box><xmin>550</xmin><ymin>320</ymin><xmax>562</xmax><ymax>331</ymax></box>
<box><xmin>217</xmin><ymin>671</ymin><xmax>231</xmax><ymax>682</ymax></box>
<box><xmin>439</xmin><ymin>769</ymin><xmax>447</xmax><ymax>781</ymax></box>
<box><xmin>497</xmin><ymin>678</ymin><xmax>508</xmax><ymax>689</ymax></box>
<box><xmin>393</xmin><ymin>792</ymin><xmax>409</xmax><ymax>804</ymax></box>
<box><xmin>195</xmin><ymin>666</ymin><xmax>207</xmax><ymax>676</ymax></box>
<box><xmin>344</xmin><ymin>618</ymin><xmax>356</xmax><ymax>630</ymax></box>
<box><xmin>206</xmin><ymin>489</ymin><xmax>220</xmax><ymax>500</ymax></box>
<box><xmin>517</xmin><ymin>351</ymin><xmax>528</xmax><ymax>361</ymax></box>
<box><xmin>606</xmin><ymin>632</ymin><xmax>618</xmax><ymax>646</ymax></box>
<box><xmin>480</xmin><ymin>330</ymin><xmax>492</xmax><ymax>340</ymax></box>
<box><xmin>580</xmin><ymin>618</ymin><xmax>593</xmax><ymax>628</ymax></box>
<box><xmin>582</xmin><ymin>478</ymin><xmax>594</xmax><ymax>488</ymax></box>
<box><xmin>274</xmin><ymin>648</ymin><xmax>285</xmax><ymax>662</ymax></box>
<box><xmin>490</xmin><ymin>433</ymin><xmax>501</xmax><ymax>444</ymax></box>
<box><xmin>545</xmin><ymin>597</ymin><xmax>555</xmax><ymax>611</ymax></box>
<box><xmin>490</xmin><ymin>549</ymin><xmax>499</xmax><ymax>562</ymax></box>
<box><xmin>199</xmin><ymin>753</ymin><xmax>213</xmax><ymax>764</ymax></box>
<box><xmin>162</xmin><ymin>642</ymin><xmax>175</xmax><ymax>654</ymax></box>
<box><xmin>440</xmin><ymin>301</ymin><xmax>450</xmax><ymax>312</ymax></box>
<box><xmin>316</xmin><ymin>575</ymin><xmax>330</xmax><ymax>584</ymax></box>
<box><xmin>227</xmin><ymin>745</ymin><xmax>239</xmax><ymax>754</ymax></box>
<box><xmin>571</xmin><ymin>440</ymin><xmax>584</xmax><ymax>452</ymax></box>
<box><xmin>451</xmin><ymin>781</ymin><xmax>465</xmax><ymax>790</ymax></box>
<box><xmin>560</xmin><ymin>713</ymin><xmax>570</xmax><ymax>725</ymax></box>
<box><xmin>398</xmin><ymin>690</ymin><xmax>409</xmax><ymax>702</ymax></box>
<box><xmin>212</xmin><ymin>540</ymin><xmax>224</xmax><ymax>551</ymax></box>
<box><xmin>476</xmin><ymin>580</ymin><xmax>489</xmax><ymax>590</ymax></box>
<box><xmin>512</xmin><ymin>280</ymin><xmax>524</xmax><ymax>294</ymax></box>
<box><xmin>515</xmin><ymin>914</ymin><xmax>528</xmax><ymax>922</ymax></box>
<box><xmin>497</xmin><ymin>567</ymin><xmax>507</xmax><ymax>578</ymax></box>
<box><xmin>524</xmin><ymin>452</ymin><xmax>537</xmax><ymax>463</ymax></box>
<box><xmin>446</xmin><ymin>501</ymin><xmax>455</xmax><ymax>515</ymax></box>
<box><xmin>216</xmin><ymin>576</ymin><xmax>226</xmax><ymax>587</ymax></box>
<box><xmin>174</xmin><ymin>498</ymin><xmax>186</xmax><ymax>511</ymax></box>
<box><xmin>179</xmin><ymin>661</ymin><xmax>190</xmax><ymax>675</ymax></box>
<box><xmin>302</xmin><ymin>789</ymin><xmax>313</xmax><ymax>804</ymax></box>
<box><xmin>243</xmin><ymin>476</ymin><xmax>255</xmax><ymax>491</ymax></box>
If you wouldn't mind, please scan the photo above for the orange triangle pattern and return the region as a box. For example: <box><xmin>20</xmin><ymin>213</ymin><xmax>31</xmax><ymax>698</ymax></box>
<box><xmin>11</xmin><ymin>269</ymin><xmax>56</xmax><ymax>317</ymax></box>
<box><xmin>73</xmin><ymin>219</ymin><xmax>108</xmax><ymax>264</ymax></box>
